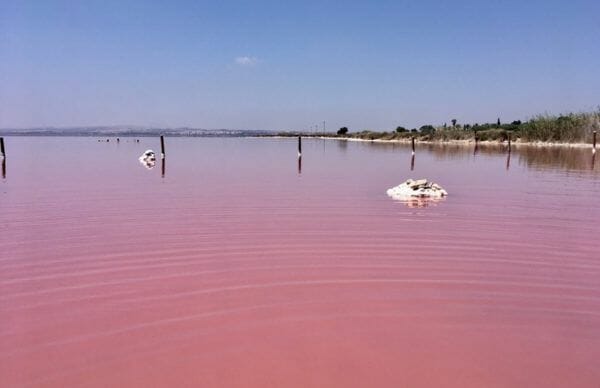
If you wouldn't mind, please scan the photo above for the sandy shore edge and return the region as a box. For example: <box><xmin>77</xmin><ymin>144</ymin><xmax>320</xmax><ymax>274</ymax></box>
<box><xmin>263</xmin><ymin>135</ymin><xmax>595</xmax><ymax>149</ymax></box>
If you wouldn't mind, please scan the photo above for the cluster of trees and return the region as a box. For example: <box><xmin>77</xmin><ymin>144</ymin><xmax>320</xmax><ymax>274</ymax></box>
<box><xmin>391</xmin><ymin>118</ymin><xmax>524</xmax><ymax>134</ymax></box>
<box><xmin>395</xmin><ymin>125</ymin><xmax>434</xmax><ymax>134</ymax></box>
<box><xmin>340</xmin><ymin>125</ymin><xmax>434</xmax><ymax>135</ymax></box>
<box><xmin>395</xmin><ymin>126</ymin><xmax>419</xmax><ymax>133</ymax></box>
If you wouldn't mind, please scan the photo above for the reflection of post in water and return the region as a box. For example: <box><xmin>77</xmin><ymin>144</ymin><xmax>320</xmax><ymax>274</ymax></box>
<box><xmin>1</xmin><ymin>158</ymin><xmax>5</xmax><ymax>179</ymax></box>
<box><xmin>592</xmin><ymin>152</ymin><xmax>596</xmax><ymax>170</ymax></box>
<box><xmin>297</xmin><ymin>155</ymin><xmax>302</xmax><ymax>174</ymax></box>
<box><xmin>161</xmin><ymin>158</ymin><xmax>165</xmax><ymax>177</ymax></box>
<box><xmin>410</xmin><ymin>154</ymin><xmax>415</xmax><ymax>171</ymax></box>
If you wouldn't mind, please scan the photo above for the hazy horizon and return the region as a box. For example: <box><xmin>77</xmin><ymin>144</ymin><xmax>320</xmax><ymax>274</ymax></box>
<box><xmin>1</xmin><ymin>0</ymin><xmax>599</xmax><ymax>131</ymax></box>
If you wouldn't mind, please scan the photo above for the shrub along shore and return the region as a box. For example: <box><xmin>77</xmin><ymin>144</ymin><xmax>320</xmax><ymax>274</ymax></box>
<box><xmin>274</xmin><ymin>110</ymin><xmax>600</xmax><ymax>146</ymax></box>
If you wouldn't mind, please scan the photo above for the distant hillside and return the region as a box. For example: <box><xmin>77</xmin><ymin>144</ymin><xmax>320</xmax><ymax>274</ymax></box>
<box><xmin>0</xmin><ymin>126</ymin><xmax>273</xmax><ymax>137</ymax></box>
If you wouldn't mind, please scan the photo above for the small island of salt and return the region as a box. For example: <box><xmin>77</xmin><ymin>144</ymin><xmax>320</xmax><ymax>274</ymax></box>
<box><xmin>386</xmin><ymin>179</ymin><xmax>448</xmax><ymax>200</ymax></box>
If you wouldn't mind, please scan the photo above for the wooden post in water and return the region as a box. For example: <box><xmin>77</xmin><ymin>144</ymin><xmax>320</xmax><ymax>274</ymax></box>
<box><xmin>411</xmin><ymin>137</ymin><xmax>415</xmax><ymax>155</ymax></box>
<box><xmin>298</xmin><ymin>136</ymin><xmax>302</xmax><ymax>157</ymax></box>
<box><xmin>506</xmin><ymin>132</ymin><xmax>512</xmax><ymax>168</ymax></box>
<box><xmin>593</xmin><ymin>131</ymin><xmax>597</xmax><ymax>153</ymax></box>
<box><xmin>1</xmin><ymin>137</ymin><xmax>5</xmax><ymax>179</ymax></box>
<box><xmin>160</xmin><ymin>135</ymin><xmax>165</xmax><ymax>159</ymax></box>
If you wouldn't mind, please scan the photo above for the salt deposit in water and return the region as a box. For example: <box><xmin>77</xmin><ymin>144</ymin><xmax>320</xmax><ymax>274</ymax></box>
<box><xmin>386</xmin><ymin>178</ymin><xmax>448</xmax><ymax>200</ymax></box>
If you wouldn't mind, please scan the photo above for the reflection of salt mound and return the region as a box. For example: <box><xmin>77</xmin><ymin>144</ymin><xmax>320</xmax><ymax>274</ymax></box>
<box><xmin>386</xmin><ymin>179</ymin><xmax>448</xmax><ymax>200</ymax></box>
<box><xmin>139</xmin><ymin>150</ymin><xmax>156</xmax><ymax>169</ymax></box>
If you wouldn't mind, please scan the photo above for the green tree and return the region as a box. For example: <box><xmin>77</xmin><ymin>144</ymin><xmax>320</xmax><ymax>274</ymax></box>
<box><xmin>337</xmin><ymin>127</ymin><xmax>348</xmax><ymax>135</ymax></box>
<box><xmin>395</xmin><ymin>126</ymin><xmax>407</xmax><ymax>133</ymax></box>
<box><xmin>419</xmin><ymin>125</ymin><xmax>435</xmax><ymax>134</ymax></box>
<box><xmin>451</xmin><ymin>119</ymin><xmax>457</xmax><ymax>127</ymax></box>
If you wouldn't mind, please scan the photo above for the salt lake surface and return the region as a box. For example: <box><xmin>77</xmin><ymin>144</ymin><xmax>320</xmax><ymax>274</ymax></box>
<box><xmin>1</xmin><ymin>137</ymin><xmax>599</xmax><ymax>387</ymax></box>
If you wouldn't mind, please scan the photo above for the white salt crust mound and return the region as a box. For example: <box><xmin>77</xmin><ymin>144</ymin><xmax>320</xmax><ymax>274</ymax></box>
<box><xmin>139</xmin><ymin>150</ymin><xmax>156</xmax><ymax>160</ymax></box>
<box><xmin>139</xmin><ymin>150</ymin><xmax>156</xmax><ymax>169</ymax></box>
<box><xmin>386</xmin><ymin>179</ymin><xmax>448</xmax><ymax>200</ymax></box>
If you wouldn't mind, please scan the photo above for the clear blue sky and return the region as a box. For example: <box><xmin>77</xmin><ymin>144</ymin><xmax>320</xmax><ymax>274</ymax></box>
<box><xmin>1</xmin><ymin>0</ymin><xmax>599</xmax><ymax>131</ymax></box>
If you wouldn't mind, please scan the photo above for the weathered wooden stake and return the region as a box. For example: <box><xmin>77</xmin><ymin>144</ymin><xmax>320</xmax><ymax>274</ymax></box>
<box><xmin>411</xmin><ymin>137</ymin><xmax>415</xmax><ymax>155</ymax></box>
<box><xmin>160</xmin><ymin>135</ymin><xmax>165</xmax><ymax>159</ymax></box>
<box><xmin>507</xmin><ymin>132</ymin><xmax>511</xmax><ymax>152</ymax></box>
<box><xmin>593</xmin><ymin>131</ymin><xmax>597</xmax><ymax>153</ymax></box>
<box><xmin>298</xmin><ymin>136</ymin><xmax>302</xmax><ymax>156</ymax></box>
<box><xmin>0</xmin><ymin>137</ymin><xmax>5</xmax><ymax>158</ymax></box>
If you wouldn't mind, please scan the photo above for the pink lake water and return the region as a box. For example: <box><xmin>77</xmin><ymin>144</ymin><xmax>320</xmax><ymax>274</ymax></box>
<box><xmin>1</xmin><ymin>137</ymin><xmax>599</xmax><ymax>387</ymax></box>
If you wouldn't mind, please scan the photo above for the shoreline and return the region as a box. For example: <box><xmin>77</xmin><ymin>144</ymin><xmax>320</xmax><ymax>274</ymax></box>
<box><xmin>265</xmin><ymin>135</ymin><xmax>595</xmax><ymax>149</ymax></box>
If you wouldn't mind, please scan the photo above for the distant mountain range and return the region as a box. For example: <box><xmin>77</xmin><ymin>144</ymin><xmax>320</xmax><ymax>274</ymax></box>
<box><xmin>0</xmin><ymin>126</ymin><xmax>274</xmax><ymax>137</ymax></box>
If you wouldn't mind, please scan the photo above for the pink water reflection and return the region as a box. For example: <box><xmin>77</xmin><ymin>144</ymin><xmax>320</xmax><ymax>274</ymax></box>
<box><xmin>1</xmin><ymin>137</ymin><xmax>599</xmax><ymax>387</ymax></box>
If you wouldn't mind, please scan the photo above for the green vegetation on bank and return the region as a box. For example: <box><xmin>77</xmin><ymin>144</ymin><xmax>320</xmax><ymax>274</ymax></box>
<box><xmin>278</xmin><ymin>110</ymin><xmax>600</xmax><ymax>143</ymax></box>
